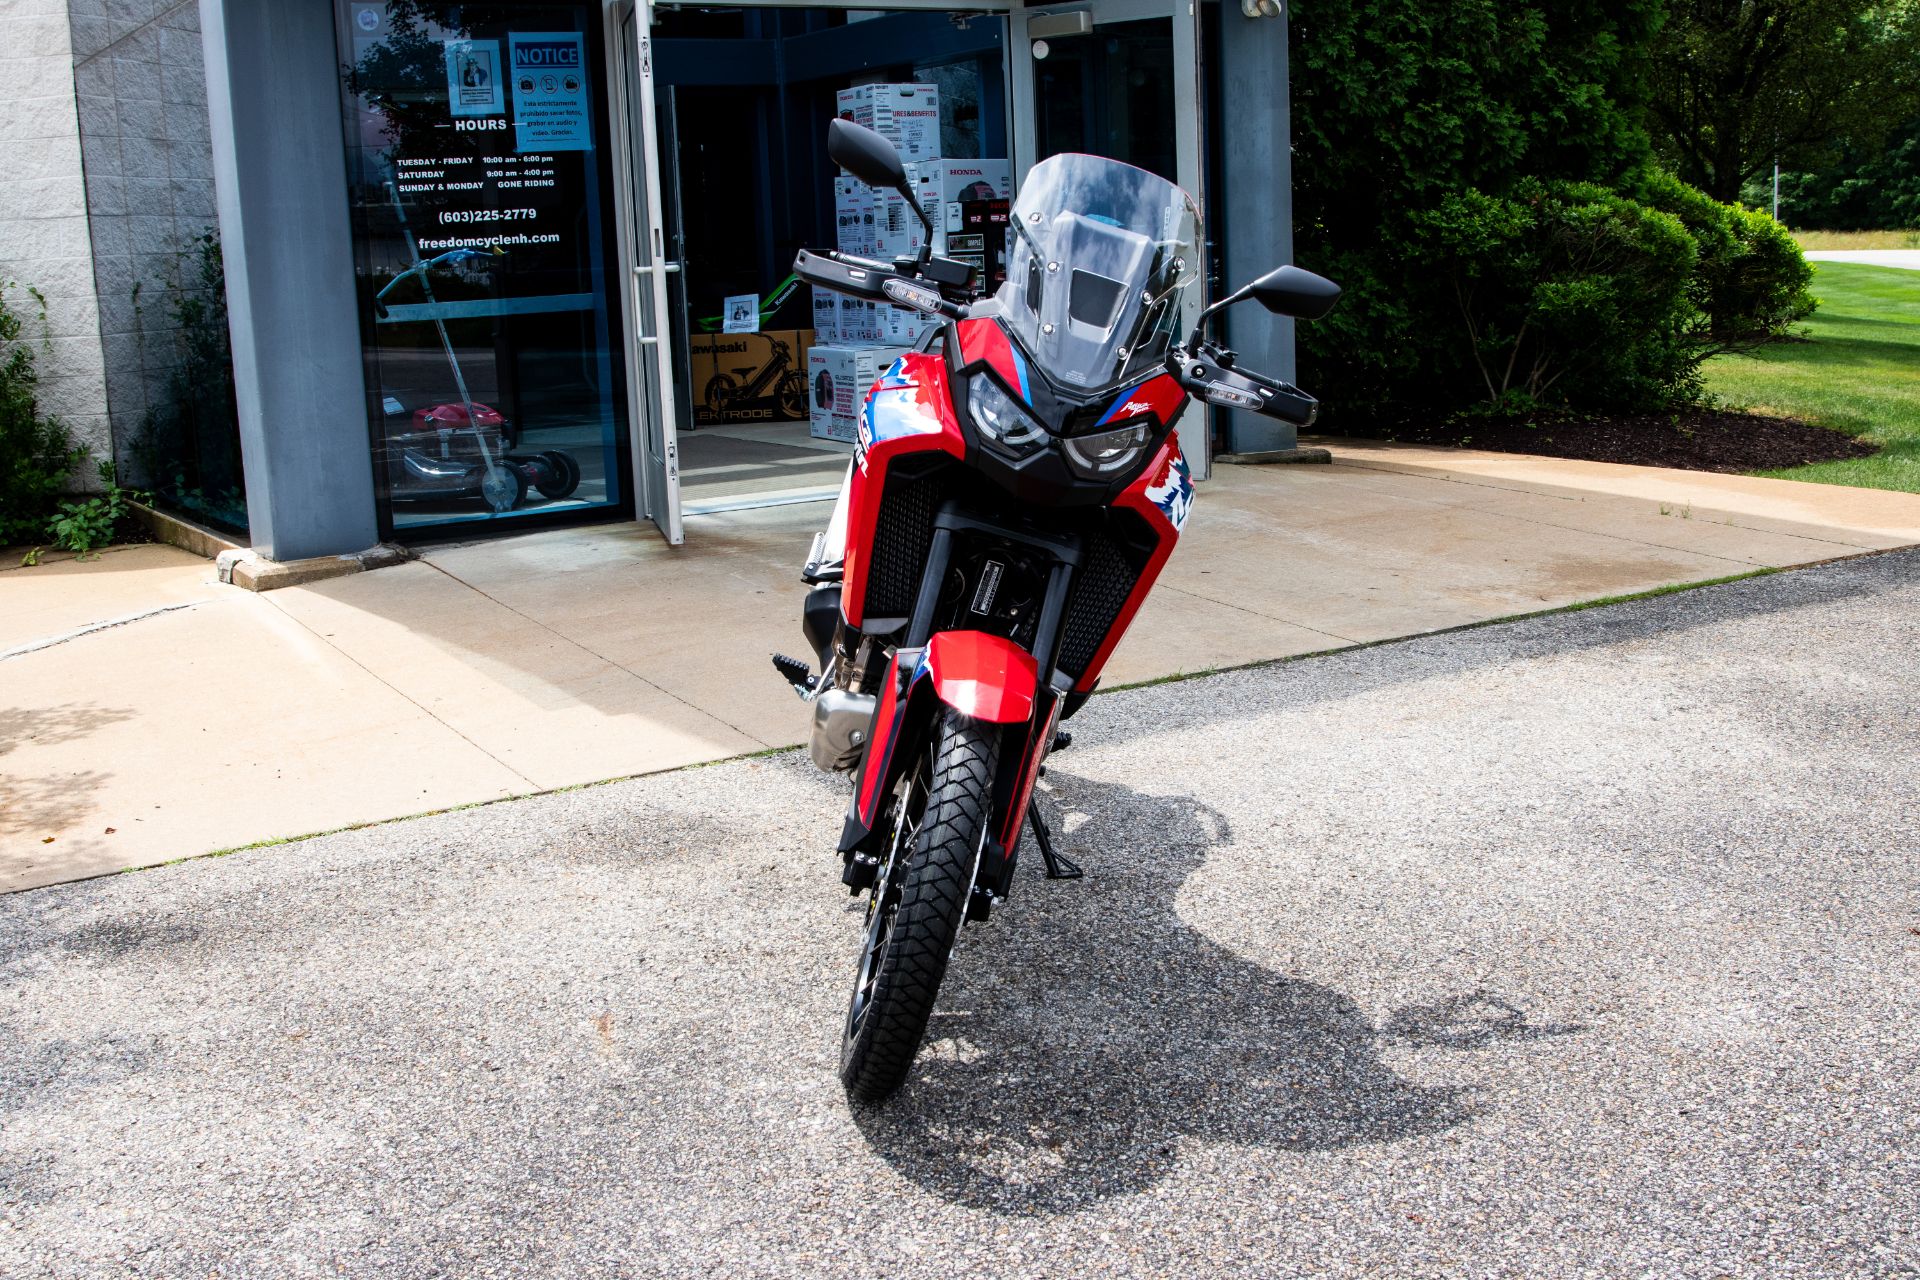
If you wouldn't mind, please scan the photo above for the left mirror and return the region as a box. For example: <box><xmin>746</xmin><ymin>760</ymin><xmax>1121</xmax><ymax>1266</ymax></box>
<box><xmin>1245</xmin><ymin>264</ymin><xmax>1342</xmax><ymax>320</ymax></box>
<box><xmin>827</xmin><ymin>119</ymin><xmax>907</xmax><ymax>191</ymax></box>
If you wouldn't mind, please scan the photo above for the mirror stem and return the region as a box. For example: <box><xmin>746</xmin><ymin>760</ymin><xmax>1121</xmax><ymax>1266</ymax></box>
<box><xmin>1186</xmin><ymin>286</ymin><xmax>1250</xmax><ymax>355</ymax></box>
<box><xmin>902</xmin><ymin>180</ymin><xmax>935</xmax><ymax>269</ymax></box>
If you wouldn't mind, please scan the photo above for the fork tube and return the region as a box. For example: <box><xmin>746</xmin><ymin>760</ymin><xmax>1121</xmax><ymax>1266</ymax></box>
<box><xmin>1030</xmin><ymin>560</ymin><xmax>1073</xmax><ymax>687</ymax></box>
<box><xmin>906</xmin><ymin>527</ymin><xmax>954</xmax><ymax>647</ymax></box>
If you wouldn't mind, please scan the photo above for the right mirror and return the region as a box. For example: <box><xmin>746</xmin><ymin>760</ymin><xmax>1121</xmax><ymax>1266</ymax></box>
<box><xmin>1246</xmin><ymin>264</ymin><xmax>1343</xmax><ymax>320</ymax></box>
<box><xmin>827</xmin><ymin>118</ymin><xmax>907</xmax><ymax>192</ymax></box>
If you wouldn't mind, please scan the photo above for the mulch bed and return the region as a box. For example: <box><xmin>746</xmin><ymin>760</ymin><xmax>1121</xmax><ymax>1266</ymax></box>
<box><xmin>1350</xmin><ymin>409</ymin><xmax>1878</xmax><ymax>474</ymax></box>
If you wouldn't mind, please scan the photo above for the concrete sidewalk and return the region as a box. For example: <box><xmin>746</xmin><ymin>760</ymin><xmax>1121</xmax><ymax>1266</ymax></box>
<box><xmin>1803</xmin><ymin>248</ymin><xmax>1920</xmax><ymax>270</ymax></box>
<box><xmin>7</xmin><ymin>446</ymin><xmax>1920</xmax><ymax>892</ymax></box>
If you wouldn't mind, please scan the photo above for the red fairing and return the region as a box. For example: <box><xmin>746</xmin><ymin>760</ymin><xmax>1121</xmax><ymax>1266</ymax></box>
<box><xmin>1072</xmin><ymin>429</ymin><xmax>1190</xmax><ymax>692</ymax></box>
<box><xmin>856</xmin><ymin>651</ymin><xmax>904</xmax><ymax>825</ymax></box>
<box><xmin>921</xmin><ymin>631</ymin><xmax>1038</xmax><ymax>724</ymax></box>
<box><xmin>999</xmin><ymin>696</ymin><xmax>1062</xmax><ymax>849</ymax></box>
<box><xmin>840</xmin><ymin>350</ymin><xmax>964</xmax><ymax>628</ymax></box>
<box><xmin>955</xmin><ymin>317</ymin><xmax>1029</xmax><ymax>399</ymax></box>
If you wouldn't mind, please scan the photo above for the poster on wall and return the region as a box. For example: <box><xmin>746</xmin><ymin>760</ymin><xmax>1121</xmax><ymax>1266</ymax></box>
<box><xmin>508</xmin><ymin>32</ymin><xmax>591</xmax><ymax>152</ymax></box>
<box><xmin>445</xmin><ymin>39</ymin><xmax>503</xmax><ymax>116</ymax></box>
<box><xmin>722</xmin><ymin>294</ymin><xmax>760</xmax><ymax>334</ymax></box>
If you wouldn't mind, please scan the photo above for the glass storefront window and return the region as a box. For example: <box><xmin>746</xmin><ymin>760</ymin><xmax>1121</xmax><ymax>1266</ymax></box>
<box><xmin>335</xmin><ymin>1</ymin><xmax>627</xmax><ymax>534</ymax></box>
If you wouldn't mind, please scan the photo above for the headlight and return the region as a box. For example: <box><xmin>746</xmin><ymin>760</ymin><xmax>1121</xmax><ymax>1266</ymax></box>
<box><xmin>1062</xmin><ymin>420</ymin><xmax>1152</xmax><ymax>478</ymax></box>
<box><xmin>968</xmin><ymin>373</ymin><xmax>1048</xmax><ymax>459</ymax></box>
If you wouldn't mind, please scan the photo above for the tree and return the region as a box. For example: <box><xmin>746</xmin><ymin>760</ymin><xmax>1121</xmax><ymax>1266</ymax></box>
<box><xmin>1289</xmin><ymin>0</ymin><xmax>1815</xmax><ymax>419</ymax></box>
<box><xmin>1644</xmin><ymin>1</ymin><xmax>1920</xmax><ymax>204</ymax></box>
<box><xmin>1772</xmin><ymin>115</ymin><xmax>1920</xmax><ymax>228</ymax></box>
<box><xmin>1289</xmin><ymin>0</ymin><xmax>1668</xmax><ymax>414</ymax></box>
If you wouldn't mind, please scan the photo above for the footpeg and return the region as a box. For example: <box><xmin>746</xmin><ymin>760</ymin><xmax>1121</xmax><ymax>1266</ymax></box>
<box><xmin>1052</xmin><ymin>730</ymin><xmax>1072</xmax><ymax>751</ymax></box>
<box><xmin>771</xmin><ymin>652</ymin><xmax>817</xmax><ymax>699</ymax></box>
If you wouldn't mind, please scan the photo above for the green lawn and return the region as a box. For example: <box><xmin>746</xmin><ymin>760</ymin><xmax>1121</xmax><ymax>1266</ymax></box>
<box><xmin>1702</xmin><ymin>262</ymin><xmax>1920</xmax><ymax>492</ymax></box>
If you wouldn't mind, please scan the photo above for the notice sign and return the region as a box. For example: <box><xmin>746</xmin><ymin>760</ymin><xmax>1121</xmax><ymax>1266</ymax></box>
<box><xmin>722</xmin><ymin>294</ymin><xmax>760</xmax><ymax>334</ymax></box>
<box><xmin>445</xmin><ymin>39</ymin><xmax>503</xmax><ymax>117</ymax></box>
<box><xmin>509</xmin><ymin>33</ymin><xmax>591</xmax><ymax>152</ymax></box>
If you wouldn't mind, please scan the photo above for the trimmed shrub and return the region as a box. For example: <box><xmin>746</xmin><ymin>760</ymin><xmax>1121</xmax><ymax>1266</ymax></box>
<box><xmin>1414</xmin><ymin>179</ymin><xmax>1698</xmax><ymax>411</ymax></box>
<box><xmin>1289</xmin><ymin>0</ymin><xmax>1813</xmax><ymax>421</ymax></box>
<box><xmin>1635</xmin><ymin>170</ymin><xmax>1816</xmax><ymax>359</ymax></box>
<box><xmin>1289</xmin><ymin>0</ymin><xmax>1665</xmax><ymax>418</ymax></box>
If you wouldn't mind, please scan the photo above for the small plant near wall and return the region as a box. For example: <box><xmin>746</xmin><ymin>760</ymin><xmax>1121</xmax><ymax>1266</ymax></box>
<box><xmin>46</xmin><ymin>461</ymin><xmax>147</xmax><ymax>559</ymax></box>
<box><xmin>1</xmin><ymin>282</ymin><xmax>88</xmax><ymax>548</ymax></box>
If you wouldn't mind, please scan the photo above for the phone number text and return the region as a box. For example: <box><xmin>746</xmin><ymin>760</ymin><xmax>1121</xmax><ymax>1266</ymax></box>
<box><xmin>437</xmin><ymin>208</ymin><xmax>540</xmax><ymax>225</ymax></box>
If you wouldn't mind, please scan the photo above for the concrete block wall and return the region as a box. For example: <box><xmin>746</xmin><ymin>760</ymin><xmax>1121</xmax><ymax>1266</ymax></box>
<box><xmin>0</xmin><ymin>0</ymin><xmax>114</xmax><ymax>482</ymax></box>
<box><xmin>68</xmin><ymin>0</ymin><xmax>218</xmax><ymax>478</ymax></box>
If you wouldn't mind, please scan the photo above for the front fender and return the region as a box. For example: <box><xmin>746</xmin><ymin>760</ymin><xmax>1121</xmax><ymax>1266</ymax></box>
<box><xmin>916</xmin><ymin>630</ymin><xmax>1037</xmax><ymax>724</ymax></box>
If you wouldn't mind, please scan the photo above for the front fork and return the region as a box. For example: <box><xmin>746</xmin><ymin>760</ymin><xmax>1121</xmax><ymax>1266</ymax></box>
<box><xmin>836</xmin><ymin>665</ymin><xmax>1067</xmax><ymax>922</ymax></box>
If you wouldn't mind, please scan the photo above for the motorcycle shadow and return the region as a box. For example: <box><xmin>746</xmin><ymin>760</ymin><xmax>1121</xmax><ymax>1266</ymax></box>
<box><xmin>849</xmin><ymin>774</ymin><xmax>1485</xmax><ymax>1215</ymax></box>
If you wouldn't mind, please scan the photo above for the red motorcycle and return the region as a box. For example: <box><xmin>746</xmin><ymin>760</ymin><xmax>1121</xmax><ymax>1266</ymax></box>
<box><xmin>780</xmin><ymin>121</ymin><xmax>1340</xmax><ymax>1101</ymax></box>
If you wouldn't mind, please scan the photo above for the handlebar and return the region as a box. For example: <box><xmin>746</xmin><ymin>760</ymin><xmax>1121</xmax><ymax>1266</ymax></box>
<box><xmin>796</xmin><ymin>249</ymin><xmax>1318</xmax><ymax>426</ymax></box>
<box><xmin>1168</xmin><ymin>344</ymin><xmax>1320</xmax><ymax>428</ymax></box>
<box><xmin>792</xmin><ymin>248</ymin><xmax>973</xmax><ymax>320</ymax></box>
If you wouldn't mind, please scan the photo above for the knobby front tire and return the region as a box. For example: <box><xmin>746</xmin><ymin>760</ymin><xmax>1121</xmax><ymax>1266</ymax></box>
<box><xmin>840</xmin><ymin>708</ymin><xmax>998</xmax><ymax>1103</ymax></box>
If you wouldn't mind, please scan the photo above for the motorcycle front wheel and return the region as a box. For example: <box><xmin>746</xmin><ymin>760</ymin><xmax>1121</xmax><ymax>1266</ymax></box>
<box><xmin>840</xmin><ymin>707</ymin><xmax>998</xmax><ymax>1103</ymax></box>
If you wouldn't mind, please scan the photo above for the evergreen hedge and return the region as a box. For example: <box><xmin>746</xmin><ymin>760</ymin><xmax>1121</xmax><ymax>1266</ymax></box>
<box><xmin>1288</xmin><ymin>0</ymin><xmax>1812</xmax><ymax>421</ymax></box>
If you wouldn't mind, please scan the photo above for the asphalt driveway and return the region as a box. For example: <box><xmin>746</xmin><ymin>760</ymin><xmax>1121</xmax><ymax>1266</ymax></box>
<box><xmin>4</xmin><ymin>550</ymin><xmax>1918</xmax><ymax>1278</ymax></box>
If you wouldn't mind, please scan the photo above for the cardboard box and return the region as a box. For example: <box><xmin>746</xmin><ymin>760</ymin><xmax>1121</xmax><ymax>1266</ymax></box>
<box><xmin>909</xmin><ymin>159</ymin><xmax>1010</xmax><ymax>257</ymax></box>
<box><xmin>875</xmin><ymin>302</ymin><xmax>934</xmax><ymax>346</ymax></box>
<box><xmin>834</xmin><ymin>176</ymin><xmax>872</xmax><ymax>258</ymax></box>
<box><xmin>838</xmin><ymin>294</ymin><xmax>876</xmax><ymax>344</ymax></box>
<box><xmin>689</xmin><ymin>329</ymin><xmax>814</xmax><ymax>425</ymax></box>
<box><xmin>871</xmin><ymin>186</ymin><xmax>927</xmax><ymax>260</ymax></box>
<box><xmin>811</xmin><ymin>287</ymin><xmax>840</xmax><ymax>344</ymax></box>
<box><xmin>835</xmin><ymin>83</ymin><xmax>941</xmax><ymax>162</ymax></box>
<box><xmin>808</xmin><ymin>343</ymin><xmax>910</xmax><ymax>442</ymax></box>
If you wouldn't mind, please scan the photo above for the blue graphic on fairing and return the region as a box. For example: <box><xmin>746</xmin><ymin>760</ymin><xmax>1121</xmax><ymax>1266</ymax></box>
<box><xmin>1144</xmin><ymin>446</ymin><xmax>1195</xmax><ymax>531</ymax></box>
<box><xmin>1008</xmin><ymin>344</ymin><xmax>1032</xmax><ymax>403</ymax></box>
<box><xmin>857</xmin><ymin>358</ymin><xmax>942</xmax><ymax>453</ymax></box>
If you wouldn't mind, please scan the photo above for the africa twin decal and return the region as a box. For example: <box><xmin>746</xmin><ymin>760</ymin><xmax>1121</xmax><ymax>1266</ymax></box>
<box><xmin>1144</xmin><ymin>443</ymin><xmax>1195</xmax><ymax>532</ymax></box>
<box><xmin>856</xmin><ymin>354</ymin><xmax>945</xmax><ymax>471</ymax></box>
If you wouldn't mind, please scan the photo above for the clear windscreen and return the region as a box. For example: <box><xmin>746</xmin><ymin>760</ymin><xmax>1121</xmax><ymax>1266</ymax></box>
<box><xmin>994</xmin><ymin>154</ymin><xmax>1201</xmax><ymax>395</ymax></box>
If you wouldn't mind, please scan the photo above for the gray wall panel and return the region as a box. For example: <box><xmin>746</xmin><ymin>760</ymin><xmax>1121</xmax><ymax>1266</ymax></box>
<box><xmin>201</xmin><ymin>0</ymin><xmax>377</xmax><ymax>559</ymax></box>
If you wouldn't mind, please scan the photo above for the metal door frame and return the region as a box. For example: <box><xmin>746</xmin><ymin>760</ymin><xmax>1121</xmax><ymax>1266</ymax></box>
<box><xmin>608</xmin><ymin>0</ymin><xmax>685</xmax><ymax>543</ymax></box>
<box><xmin>1007</xmin><ymin>0</ymin><xmax>1209</xmax><ymax>478</ymax></box>
<box><xmin>603</xmin><ymin>0</ymin><xmax>1212</xmax><ymax>544</ymax></box>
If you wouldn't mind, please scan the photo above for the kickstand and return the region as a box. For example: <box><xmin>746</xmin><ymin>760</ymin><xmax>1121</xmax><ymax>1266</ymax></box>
<box><xmin>1029</xmin><ymin>802</ymin><xmax>1082</xmax><ymax>880</ymax></box>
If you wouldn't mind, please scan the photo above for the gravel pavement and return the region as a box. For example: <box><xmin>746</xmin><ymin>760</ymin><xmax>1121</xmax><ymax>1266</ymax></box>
<box><xmin>4</xmin><ymin>549</ymin><xmax>1919</xmax><ymax>1278</ymax></box>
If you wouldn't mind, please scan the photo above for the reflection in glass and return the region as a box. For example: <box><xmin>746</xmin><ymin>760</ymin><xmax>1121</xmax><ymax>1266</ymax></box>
<box><xmin>334</xmin><ymin>0</ymin><xmax>627</xmax><ymax>533</ymax></box>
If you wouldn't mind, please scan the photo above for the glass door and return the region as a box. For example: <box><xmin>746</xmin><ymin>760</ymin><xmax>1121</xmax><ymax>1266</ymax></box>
<box><xmin>336</xmin><ymin>0</ymin><xmax>634</xmax><ymax>538</ymax></box>
<box><xmin>611</xmin><ymin>0</ymin><xmax>684</xmax><ymax>542</ymax></box>
<box><xmin>1008</xmin><ymin>0</ymin><xmax>1210</xmax><ymax>478</ymax></box>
